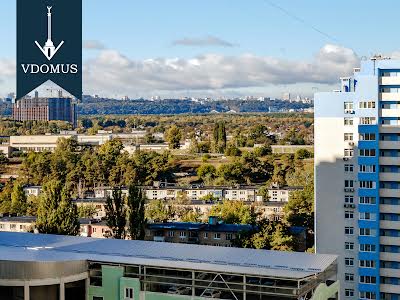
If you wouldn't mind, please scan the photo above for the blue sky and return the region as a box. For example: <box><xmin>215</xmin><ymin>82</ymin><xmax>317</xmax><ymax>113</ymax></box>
<box><xmin>0</xmin><ymin>0</ymin><xmax>399</xmax><ymax>98</ymax></box>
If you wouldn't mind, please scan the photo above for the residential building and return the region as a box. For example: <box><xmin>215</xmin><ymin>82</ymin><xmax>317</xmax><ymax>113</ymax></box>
<box><xmin>315</xmin><ymin>57</ymin><xmax>400</xmax><ymax>299</ymax></box>
<box><xmin>0</xmin><ymin>232</ymin><xmax>339</xmax><ymax>300</ymax></box>
<box><xmin>145</xmin><ymin>217</ymin><xmax>254</xmax><ymax>247</ymax></box>
<box><xmin>23</xmin><ymin>186</ymin><xmax>42</xmax><ymax>197</ymax></box>
<box><xmin>12</xmin><ymin>96</ymin><xmax>77</xmax><ymax>127</ymax></box>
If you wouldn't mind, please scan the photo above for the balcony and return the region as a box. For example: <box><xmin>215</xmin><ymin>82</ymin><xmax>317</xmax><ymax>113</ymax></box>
<box><xmin>380</xmin><ymin>284</ymin><xmax>400</xmax><ymax>294</ymax></box>
<box><xmin>380</xmin><ymin>252</ymin><xmax>400</xmax><ymax>262</ymax></box>
<box><xmin>380</xmin><ymin>189</ymin><xmax>399</xmax><ymax>198</ymax></box>
<box><xmin>380</xmin><ymin>109</ymin><xmax>400</xmax><ymax>118</ymax></box>
<box><xmin>380</xmin><ymin>157</ymin><xmax>400</xmax><ymax>165</ymax></box>
<box><xmin>380</xmin><ymin>268</ymin><xmax>400</xmax><ymax>278</ymax></box>
<box><xmin>380</xmin><ymin>76</ymin><xmax>400</xmax><ymax>85</ymax></box>
<box><xmin>380</xmin><ymin>236</ymin><xmax>400</xmax><ymax>246</ymax></box>
<box><xmin>380</xmin><ymin>204</ymin><xmax>400</xmax><ymax>214</ymax></box>
<box><xmin>380</xmin><ymin>172</ymin><xmax>400</xmax><ymax>181</ymax></box>
<box><xmin>380</xmin><ymin>220</ymin><xmax>400</xmax><ymax>230</ymax></box>
<box><xmin>380</xmin><ymin>92</ymin><xmax>400</xmax><ymax>101</ymax></box>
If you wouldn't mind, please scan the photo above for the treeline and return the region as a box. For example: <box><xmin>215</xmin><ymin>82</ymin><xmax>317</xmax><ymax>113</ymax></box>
<box><xmin>79</xmin><ymin>98</ymin><xmax>311</xmax><ymax>115</ymax></box>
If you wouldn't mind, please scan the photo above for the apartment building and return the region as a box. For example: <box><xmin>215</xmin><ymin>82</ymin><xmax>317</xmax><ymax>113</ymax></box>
<box><xmin>315</xmin><ymin>57</ymin><xmax>400</xmax><ymax>300</ymax></box>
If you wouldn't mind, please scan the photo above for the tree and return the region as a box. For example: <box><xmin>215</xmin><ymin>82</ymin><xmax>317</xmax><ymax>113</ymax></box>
<box><xmin>0</xmin><ymin>180</ymin><xmax>13</xmax><ymax>214</ymax></box>
<box><xmin>126</xmin><ymin>185</ymin><xmax>146</xmax><ymax>240</ymax></box>
<box><xmin>213</xmin><ymin>122</ymin><xmax>227</xmax><ymax>153</ymax></box>
<box><xmin>146</xmin><ymin>200</ymin><xmax>174</xmax><ymax>222</ymax></box>
<box><xmin>225</xmin><ymin>144</ymin><xmax>242</xmax><ymax>157</ymax></box>
<box><xmin>165</xmin><ymin>125</ymin><xmax>182</xmax><ymax>149</ymax></box>
<box><xmin>0</xmin><ymin>153</ymin><xmax>8</xmax><ymax>173</ymax></box>
<box><xmin>270</xmin><ymin>223</ymin><xmax>294</xmax><ymax>251</ymax></box>
<box><xmin>36</xmin><ymin>180</ymin><xmax>80</xmax><ymax>235</ymax></box>
<box><xmin>105</xmin><ymin>188</ymin><xmax>127</xmax><ymax>239</ymax></box>
<box><xmin>11</xmin><ymin>182</ymin><xmax>28</xmax><ymax>215</ymax></box>
<box><xmin>197</xmin><ymin>164</ymin><xmax>216</xmax><ymax>184</ymax></box>
<box><xmin>208</xmin><ymin>201</ymin><xmax>257</xmax><ymax>225</ymax></box>
<box><xmin>78</xmin><ymin>204</ymin><xmax>98</xmax><ymax>218</ymax></box>
<box><xmin>295</xmin><ymin>148</ymin><xmax>313</xmax><ymax>160</ymax></box>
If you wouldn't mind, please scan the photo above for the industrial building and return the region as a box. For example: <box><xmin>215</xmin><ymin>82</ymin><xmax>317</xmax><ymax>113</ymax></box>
<box><xmin>0</xmin><ymin>232</ymin><xmax>338</xmax><ymax>300</ymax></box>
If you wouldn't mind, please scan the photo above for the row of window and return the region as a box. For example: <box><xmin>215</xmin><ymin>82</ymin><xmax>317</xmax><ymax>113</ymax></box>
<box><xmin>344</xmin><ymin>195</ymin><xmax>376</xmax><ymax>204</ymax></box>
<box><xmin>344</xmin><ymin>117</ymin><xmax>377</xmax><ymax>125</ymax></box>
<box><xmin>344</xmin><ymin>180</ymin><xmax>375</xmax><ymax>189</ymax></box>
<box><xmin>344</xmin><ymin>227</ymin><xmax>376</xmax><ymax>236</ymax></box>
<box><xmin>344</xmin><ymin>101</ymin><xmax>376</xmax><ymax>110</ymax></box>
<box><xmin>345</xmin><ymin>211</ymin><xmax>376</xmax><ymax>220</ymax></box>
<box><xmin>344</xmin><ymin>133</ymin><xmax>376</xmax><ymax>141</ymax></box>
<box><xmin>167</xmin><ymin>231</ymin><xmax>231</xmax><ymax>240</ymax></box>
<box><xmin>345</xmin><ymin>164</ymin><xmax>377</xmax><ymax>173</ymax></box>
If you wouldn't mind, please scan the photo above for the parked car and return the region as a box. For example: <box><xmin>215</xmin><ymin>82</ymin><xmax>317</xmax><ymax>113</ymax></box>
<box><xmin>202</xmin><ymin>289</ymin><xmax>221</xmax><ymax>298</ymax></box>
<box><xmin>167</xmin><ymin>286</ymin><xmax>191</xmax><ymax>295</ymax></box>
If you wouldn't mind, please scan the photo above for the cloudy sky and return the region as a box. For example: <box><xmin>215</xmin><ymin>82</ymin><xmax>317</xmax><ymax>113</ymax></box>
<box><xmin>0</xmin><ymin>0</ymin><xmax>399</xmax><ymax>99</ymax></box>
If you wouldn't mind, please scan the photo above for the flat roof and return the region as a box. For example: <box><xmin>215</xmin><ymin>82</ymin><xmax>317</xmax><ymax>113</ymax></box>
<box><xmin>0</xmin><ymin>232</ymin><xmax>336</xmax><ymax>280</ymax></box>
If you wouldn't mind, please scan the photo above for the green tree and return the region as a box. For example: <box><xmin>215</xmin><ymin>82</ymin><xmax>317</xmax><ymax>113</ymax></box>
<box><xmin>11</xmin><ymin>182</ymin><xmax>28</xmax><ymax>215</ymax></box>
<box><xmin>208</xmin><ymin>201</ymin><xmax>257</xmax><ymax>225</ymax></box>
<box><xmin>0</xmin><ymin>180</ymin><xmax>13</xmax><ymax>214</ymax></box>
<box><xmin>105</xmin><ymin>188</ymin><xmax>127</xmax><ymax>239</ymax></box>
<box><xmin>78</xmin><ymin>204</ymin><xmax>98</xmax><ymax>218</ymax></box>
<box><xmin>36</xmin><ymin>180</ymin><xmax>80</xmax><ymax>235</ymax></box>
<box><xmin>225</xmin><ymin>144</ymin><xmax>242</xmax><ymax>157</ymax></box>
<box><xmin>197</xmin><ymin>164</ymin><xmax>216</xmax><ymax>184</ymax></box>
<box><xmin>146</xmin><ymin>200</ymin><xmax>174</xmax><ymax>222</ymax></box>
<box><xmin>213</xmin><ymin>122</ymin><xmax>227</xmax><ymax>153</ymax></box>
<box><xmin>295</xmin><ymin>148</ymin><xmax>313</xmax><ymax>160</ymax></box>
<box><xmin>127</xmin><ymin>185</ymin><xmax>147</xmax><ymax>240</ymax></box>
<box><xmin>0</xmin><ymin>153</ymin><xmax>8</xmax><ymax>173</ymax></box>
<box><xmin>165</xmin><ymin>125</ymin><xmax>182</xmax><ymax>149</ymax></box>
<box><xmin>270</xmin><ymin>223</ymin><xmax>294</xmax><ymax>251</ymax></box>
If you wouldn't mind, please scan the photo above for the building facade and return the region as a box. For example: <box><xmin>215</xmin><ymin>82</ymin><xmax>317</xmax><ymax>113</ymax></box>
<box><xmin>12</xmin><ymin>97</ymin><xmax>77</xmax><ymax>127</ymax></box>
<box><xmin>315</xmin><ymin>58</ymin><xmax>400</xmax><ymax>299</ymax></box>
<box><xmin>0</xmin><ymin>232</ymin><xmax>339</xmax><ymax>300</ymax></box>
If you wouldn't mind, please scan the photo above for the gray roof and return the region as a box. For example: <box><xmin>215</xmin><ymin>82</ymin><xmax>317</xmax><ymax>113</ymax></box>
<box><xmin>0</xmin><ymin>232</ymin><xmax>336</xmax><ymax>279</ymax></box>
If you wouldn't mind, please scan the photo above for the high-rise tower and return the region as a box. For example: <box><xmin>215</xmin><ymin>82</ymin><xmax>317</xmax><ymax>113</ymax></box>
<box><xmin>315</xmin><ymin>57</ymin><xmax>400</xmax><ymax>300</ymax></box>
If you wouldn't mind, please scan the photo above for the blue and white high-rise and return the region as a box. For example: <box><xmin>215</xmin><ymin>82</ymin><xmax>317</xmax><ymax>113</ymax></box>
<box><xmin>315</xmin><ymin>57</ymin><xmax>400</xmax><ymax>300</ymax></box>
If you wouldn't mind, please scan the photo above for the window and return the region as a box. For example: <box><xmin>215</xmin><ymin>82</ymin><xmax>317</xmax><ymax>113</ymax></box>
<box><xmin>345</xmin><ymin>180</ymin><xmax>354</xmax><ymax>188</ymax></box>
<box><xmin>344</xmin><ymin>133</ymin><xmax>354</xmax><ymax>141</ymax></box>
<box><xmin>359</xmin><ymin>181</ymin><xmax>375</xmax><ymax>189</ymax></box>
<box><xmin>360</xmin><ymin>244</ymin><xmax>376</xmax><ymax>252</ymax></box>
<box><xmin>344</xmin><ymin>149</ymin><xmax>354</xmax><ymax>157</ymax></box>
<box><xmin>359</xmin><ymin>165</ymin><xmax>376</xmax><ymax>173</ymax></box>
<box><xmin>344</xmin><ymin>118</ymin><xmax>354</xmax><ymax>126</ymax></box>
<box><xmin>214</xmin><ymin>233</ymin><xmax>221</xmax><ymax>240</ymax></box>
<box><xmin>360</xmin><ymin>260</ymin><xmax>375</xmax><ymax>268</ymax></box>
<box><xmin>360</xmin><ymin>117</ymin><xmax>376</xmax><ymax>125</ymax></box>
<box><xmin>345</xmin><ymin>257</ymin><xmax>354</xmax><ymax>266</ymax></box>
<box><xmin>0</xmin><ymin>224</ymin><xmax>4</xmax><ymax>229</ymax></box>
<box><xmin>360</xmin><ymin>133</ymin><xmax>376</xmax><ymax>141</ymax></box>
<box><xmin>168</xmin><ymin>231</ymin><xmax>175</xmax><ymax>237</ymax></box>
<box><xmin>359</xmin><ymin>101</ymin><xmax>376</xmax><ymax>109</ymax></box>
<box><xmin>345</xmin><ymin>195</ymin><xmax>354</xmax><ymax>204</ymax></box>
<box><xmin>345</xmin><ymin>242</ymin><xmax>354</xmax><ymax>250</ymax></box>
<box><xmin>345</xmin><ymin>273</ymin><xmax>354</xmax><ymax>282</ymax></box>
<box><xmin>10</xmin><ymin>224</ymin><xmax>16</xmax><ymax>230</ymax></box>
<box><xmin>179</xmin><ymin>231</ymin><xmax>187</xmax><ymax>238</ymax></box>
<box><xmin>125</xmin><ymin>288</ymin><xmax>134</xmax><ymax>300</ymax></box>
<box><xmin>360</xmin><ymin>276</ymin><xmax>376</xmax><ymax>284</ymax></box>
<box><xmin>359</xmin><ymin>212</ymin><xmax>375</xmax><ymax>220</ymax></box>
<box><xmin>359</xmin><ymin>149</ymin><xmax>376</xmax><ymax>157</ymax></box>
<box><xmin>359</xmin><ymin>197</ymin><xmax>376</xmax><ymax>204</ymax></box>
<box><xmin>345</xmin><ymin>227</ymin><xmax>354</xmax><ymax>235</ymax></box>
<box><xmin>226</xmin><ymin>233</ymin><xmax>233</xmax><ymax>240</ymax></box>
<box><xmin>344</xmin><ymin>164</ymin><xmax>354</xmax><ymax>172</ymax></box>
<box><xmin>359</xmin><ymin>291</ymin><xmax>376</xmax><ymax>300</ymax></box>
<box><xmin>345</xmin><ymin>211</ymin><xmax>354</xmax><ymax>219</ymax></box>
<box><xmin>344</xmin><ymin>102</ymin><xmax>354</xmax><ymax>112</ymax></box>
<box><xmin>345</xmin><ymin>289</ymin><xmax>354</xmax><ymax>297</ymax></box>
<box><xmin>204</xmin><ymin>232</ymin><xmax>208</xmax><ymax>239</ymax></box>
<box><xmin>360</xmin><ymin>228</ymin><xmax>375</xmax><ymax>236</ymax></box>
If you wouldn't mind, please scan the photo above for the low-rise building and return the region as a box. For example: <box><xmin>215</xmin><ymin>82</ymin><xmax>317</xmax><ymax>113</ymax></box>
<box><xmin>145</xmin><ymin>217</ymin><xmax>254</xmax><ymax>247</ymax></box>
<box><xmin>0</xmin><ymin>232</ymin><xmax>339</xmax><ymax>300</ymax></box>
<box><xmin>23</xmin><ymin>186</ymin><xmax>42</xmax><ymax>197</ymax></box>
<box><xmin>267</xmin><ymin>184</ymin><xmax>303</xmax><ymax>202</ymax></box>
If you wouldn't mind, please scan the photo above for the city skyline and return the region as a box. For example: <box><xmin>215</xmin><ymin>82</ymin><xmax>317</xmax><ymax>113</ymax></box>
<box><xmin>1</xmin><ymin>0</ymin><xmax>400</xmax><ymax>99</ymax></box>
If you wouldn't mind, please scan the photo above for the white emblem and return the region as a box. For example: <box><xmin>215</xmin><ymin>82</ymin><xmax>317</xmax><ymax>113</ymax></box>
<box><xmin>35</xmin><ymin>6</ymin><xmax>64</xmax><ymax>61</ymax></box>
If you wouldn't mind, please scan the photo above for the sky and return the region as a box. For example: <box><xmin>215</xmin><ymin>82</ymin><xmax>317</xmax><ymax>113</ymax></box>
<box><xmin>0</xmin><ymin>0</ymin><xmax>400</xmax><ymax>99</ymax></box>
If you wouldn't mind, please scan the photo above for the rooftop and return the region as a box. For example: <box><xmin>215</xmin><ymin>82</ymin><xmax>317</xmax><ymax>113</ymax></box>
<box><xmin>0</xmin><ymin>232</ymin><xmax>336</xmax><ymax>279</ymax></box>
<box><xmin>148</xmin><ymin>222</ymin><xmax>255</xmax><ymax>233</ymax></box>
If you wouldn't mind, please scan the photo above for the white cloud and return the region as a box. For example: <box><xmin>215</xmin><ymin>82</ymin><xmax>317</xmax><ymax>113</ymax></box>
<box><xmin>83</xmin><ymin>40</ymin><xmax>106</xmax><ymax>50</ymax></box>
<box><xmin>83</xmin><ymin>44</ymin><xmax>359</xmax><ymax>96</ymax></box>
<box><xmin>172</xmin><ymin>36</ymin><xmax>236</xmax><ymax>47</ymax></box>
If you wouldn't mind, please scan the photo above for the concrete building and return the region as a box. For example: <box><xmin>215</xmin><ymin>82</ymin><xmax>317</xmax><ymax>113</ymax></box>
<box><xmin>12</xmin><ymin>97</ymin><xmax>77</xmax><ymax>127</ymax></box>
<box><xmin>0</xmin><ymin>232</ymin><xmax>339</xmax><ymax>300</ymax></box>
<box><xmin>145</xmin><ymin>217</ymin><xmax>254</xmax><ymax>247</ymax></box>
<box><xmin>315</xmin><ymin>57</ymin><xmax>400</xmax><ymax>299</ymax></box>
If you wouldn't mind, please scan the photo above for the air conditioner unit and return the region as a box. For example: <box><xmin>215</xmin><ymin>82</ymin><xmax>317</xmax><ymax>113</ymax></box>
<box><xmin>343</xmin><ymin>157</ymin><xmax>349</xmax><ymax>161</ymax></box>
<box><xmin>344</xmin><ymin>188</ymin><xmax>355</xmax><ymax>192</ymax></box>
<box><xmin>344</xmin><ymin>109</ymin><xmax>355</xmax><ymax>114</ymax></box>
<box><xmin>344</xmin><ymin>203</ymin><xmax>356</xmax><ymax>209</ymax></box>
<box><xmin>348</xmin><ymin>142</ymin><xmax>355</xmax><ymax>146</ymax></box>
